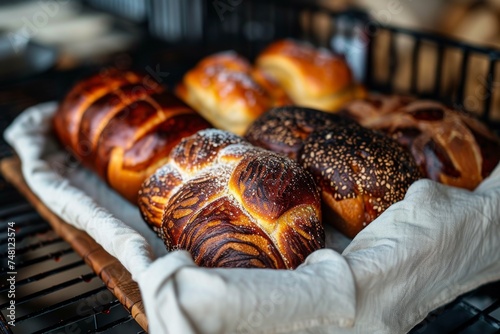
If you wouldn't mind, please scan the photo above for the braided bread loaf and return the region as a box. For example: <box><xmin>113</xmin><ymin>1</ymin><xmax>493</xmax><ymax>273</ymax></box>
<box><xmin>340</xmin><ymin>95</ymin><xmax>500</xmax><ymax>190</ymax></box>
<box><xmin>53</xmin><ymin>70</ymin><xmax>211</xmax><ymax>203</ymax></box>
<box><xmin>139</xmin><ymin>129</ymin><xmax>324</xmax><ymax>269</ymax></box>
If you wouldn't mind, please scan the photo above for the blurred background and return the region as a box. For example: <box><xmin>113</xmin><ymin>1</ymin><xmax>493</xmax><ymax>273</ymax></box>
<box><xmin>1</xmin><ymin>0</ymin><xmax>500</xmax><ymax>135</ymax></box>
<box><xmin>2</xmin><ymin>0</ymin><xmax>500</xmax><ymax>71</ymax></box>
<box><xmin>323</xmin><ymin>0</ymin><xmax>500</xmax><ymax>47</ymax></box>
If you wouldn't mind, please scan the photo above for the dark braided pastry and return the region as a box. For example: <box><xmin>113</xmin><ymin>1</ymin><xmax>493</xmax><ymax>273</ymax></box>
<box><xmin>340</xmin><ymin>95</ymin><xmax>500</xmax><ymax>190</ymax></box>
<box><xmin>139</xmin><ymin>129</ymin><xmax>324</xmax><ymax>269</ymax></box>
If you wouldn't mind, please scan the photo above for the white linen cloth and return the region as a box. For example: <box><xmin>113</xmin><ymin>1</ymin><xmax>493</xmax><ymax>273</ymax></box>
<box><xmin>4</xmin><ymin>102</ymin><xmax>500</xmax><ymax>334</ymax></box>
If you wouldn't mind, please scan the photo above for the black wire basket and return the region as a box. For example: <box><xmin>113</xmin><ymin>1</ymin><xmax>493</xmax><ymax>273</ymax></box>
<box><xmin>146</xmin><ymin>0</ymin><xmax>500</xmax><ymax>128</ymax></box>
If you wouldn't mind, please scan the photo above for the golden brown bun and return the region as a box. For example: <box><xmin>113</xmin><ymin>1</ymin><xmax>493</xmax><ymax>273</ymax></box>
<box><xmin>255</xmin><ymin>39</ymin><xmax>366</xmax><ymax>112</ymax></box>
<box><xmin>251</xmin><ymin>68</ymin><xmax>292</xmax><ymax>106</ymax></box>
<box><xmin>341</xmin><ymin>95</ymin><xmax>500</xmax><ymax>190</ymax></box>
<box><xmin>139</xmin><ymin>129</ymin><xmax>324</xmax><ymax>269</ymax></box>
<box><xmin>53</xmin><ymin>70</ymin><xmax>212</xmax><ymax>203</ymax></box>
<box><xmin>245</xmin><ymin>106</ymin><xmax>422</xmax><ymax>238</ymax></box>
<box><xmin>176</xmin><ymin>52</ymin><xmax>291</xmax><ymax>136</ymax></box>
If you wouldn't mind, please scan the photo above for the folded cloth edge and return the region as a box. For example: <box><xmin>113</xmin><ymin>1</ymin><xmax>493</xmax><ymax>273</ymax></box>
<box><xmin>5</xmin><ymin>102</ymin><xmax>500</xmax><ymax>334</ymax></box>
<box><xmin>4</xmin><ymin>103</ymin><xmax>357</xmax><ymax>334</ymax></box>
<box><xmin>3</xmin><ymin>102</ymin><xmax>154</xmax><ymax>280</ymax></box>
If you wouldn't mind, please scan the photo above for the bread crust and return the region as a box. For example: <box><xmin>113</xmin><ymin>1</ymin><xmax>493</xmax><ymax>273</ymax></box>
<box><xmin>256</xmin><ymin>39</ymin><xmax>366</xmax><ymax>111</ymax></box>
<box><xmin>176</xmin><ymin>52</ymin><xmax>291</xmax><ymax>135</ymax></box>
<box><xmin>341</xmin><ymin>95</ymin><xmax>500</xmax><ymax>190</ymax></box>
<box><xmin>246</xmin><ymin>106</ymin><xmax>422</xmax><ymax>238</ymax></box>
<box><xmin>139</xmin><ymin>129</ymin><xmax>324</xmax><ymax>269</ymax></box>
<box><xmin>301</xmin><ymin>126</ymin><xmax>421</xmax><ymax>238</ymax></box>
<box><xmin>53</xmin><ymin>70</ymin><xmax>212</xmax><ymax>203</ymax></box>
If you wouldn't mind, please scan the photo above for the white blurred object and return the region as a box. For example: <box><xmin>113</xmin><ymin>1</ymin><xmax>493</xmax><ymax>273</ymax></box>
<box><xmin>59</xmin><ymin>31</ymin><xmax>136</xmax><ymax>60</ymax></box>
<box><xmin>0</xmin><ymin>1</ymin><xmax>81</xmax><ymax>31</ymax></box>
<box><xmin>0</xmin><ymin>0</ymin><xmax>138</xmax><ymax>67</ymax></box>
<box><xmin>33</xmin><ymin>14</ymin><xmax>113</xmax><ymax>45</ymax></box>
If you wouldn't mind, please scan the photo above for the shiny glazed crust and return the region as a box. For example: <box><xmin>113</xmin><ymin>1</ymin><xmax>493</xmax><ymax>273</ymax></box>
<box><xmin>53</xmin><ymin>70</ymin><xmax>212</xmax><ymax>203</ymax></box>
<box><xmin>300</xmin><ymin>126</ymin><xmax>422</xmax><ymax>238</ymax></box>
<box><xmin>175</xmin><ymin>52</ymin><xmax>291</xmax><ymax>135</ymax></box>
<box><xmin>256</xmin><ymin>39</ymin><xmax>366</xmax><ymax>112</ymax></box>
<box><xmin>341</xmin><ymin>95</ymin><xmax>500</xmax><ymax>190</ymax></box>
<box><xmin>245</xmin><ymin>106</ymin><xmax>355</xmax><ymax>160</ymax></box>
<box><xmin>139</xmin><ymin>129</ymin><xmax>324</xmax><ymax>269</ymax></box>
<box><xmin>246</xmin><ymin>106</ymin><xmax>422</xmax><ymax>238</ymax></box>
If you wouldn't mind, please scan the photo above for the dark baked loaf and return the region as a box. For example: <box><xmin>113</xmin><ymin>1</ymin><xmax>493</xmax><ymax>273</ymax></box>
<box><xmin>139</xmin><ymin>129</ymin><xmax>324</xmax><ymax>269</ymax></box>
<box><xmin>341</xmin><ymin>95</ymin><xmax>500</xmax><ymax>190</ymax></box>
<box><xmin>300</xmin><ymin>125</ymin><xmax>422</xmax><ymax>238</ymax></box>
<box><xmin>245</xmin><ymin>106</ymin><xmax>422</xmax><ymax>238</ymax></box>
<box><xmin>53</xmin><ymin>70</ymin><xmax>212</xmax><ymax>202</ymax></box>
<box><xmin>245</xmin><ymin>106</ymin><xmax>355</xmax><ymax>160</ymax></box>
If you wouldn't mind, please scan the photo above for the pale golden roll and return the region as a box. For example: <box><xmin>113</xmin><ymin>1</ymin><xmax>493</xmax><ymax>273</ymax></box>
<box><xmin>139</xmin><ymin>129</ymin><xmax>324</xmax><ymax>269</ymax></box>
<box><xmin>176</xmin><ymin>52</ymin><xmax>291</xmax><ymax>135</ymax></box>
<box><xmin>255</xmin><ymin>39</ymin><xmax>366</xmax><ymax>112</ymax></box>
<box><xmin>251</xmin><ymin>68</ymin><xmax>292</xmax><ymax>107</ymax></box>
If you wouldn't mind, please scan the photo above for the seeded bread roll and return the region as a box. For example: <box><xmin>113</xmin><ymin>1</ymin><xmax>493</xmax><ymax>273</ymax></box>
<box><xmin>300</xmin><ymin>125</ymin><xmax>422</xmax><ymax>238</ymax></box>
<box><xmin>245</xmin><ymin>106</ymin><xmax>355</xmax><ymax>160</ymax></box>
<box><xmin>176</xmin><ymin>52</ymin><xmax>291</xmax><ymax>135</ymax></box>
<box><xmin>246</xmin><ymin>106</ymin><xmax>422</xmax><ymax>238</ymax></box>
<box><xmin>255</xmin><ymin>39</ymin><xmax>366</xmax><ymax>112</ymax></box>
<box><xmin>139</xmin><ymin>129</ymin><xmax>324</xmax><ymax>269</ymax></box>
<box><xmin>53</xmin><ymin>70</ymin><xmax>212</xmax><ymax>202</ymax></box>
<box><xmin>341</xmin><ymin>95</ymin><xmax>500</xmax><ymax>190</ymax></box>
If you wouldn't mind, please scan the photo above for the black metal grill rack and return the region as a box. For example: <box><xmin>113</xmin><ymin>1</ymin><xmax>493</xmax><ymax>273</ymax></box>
<box><xmin>0</xmin><ymin>175</ymin><xmax>145</xmax><ymax>334</ymax></box>
<box><xmin>1</xmin><ymin>1</ymin><xmax>500</xmax><ymax>333</ymax></box>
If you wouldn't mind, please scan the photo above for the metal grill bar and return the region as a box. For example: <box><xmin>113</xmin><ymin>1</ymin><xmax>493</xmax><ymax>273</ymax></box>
<box><xmin>30</xmin><ymin>300</ymin><xmax>121</xmax><ymax>334</ymax></box>
<box><xmin>14</xmin><ymin>286</ymin><xmax>108</xmax><ymax>323</ymax></box>
<box><xmin>0</xmin><ymin>237</ymin><xmax>63</xmax><ymax>258</ymax></box>
<box><xmin>0</xmin><ymin>203</ymin><xmax>32</xmax><ymax>219</ymax></box>
<box><xmin>411</xmin><ymin>38</ymin><xmax>421</xmax><ymax>94</ymax></box>
<box><xmin>449</xmin><ymin>300</ymin><xmax>500</xmax><ymax>333</ymax></box>
<box><xmin>0</xmin><ymin>247</ymin><xmax>74</xmax><ymax>272</ymax></box>
<box><xmin>434</xmin><ymin>44</ymin><xmax>445</xmax><ymax>97</ymax></box>
<box><xmin>379</xmin><ymin>24</ymin><xmax>500</xmax><ymax>57</ymax></box>
<box><xmin>0</xmin><ymin>212</ymin><xmax>41</xmax><ymax>227</ymax></box>
<box><xmin>0</xmin><ymin>225</ymin><xmax>52</xmax><ymax>246</ymax></box>
<box><xmin>387</xmin><ymin>31</ymin><xmax>397</xmax><ymax>92</ymax></box>
<box><xmin>0</xmin><ymin>190</ymin><xmax>24</xmax><ymax>205</ymax></box>
<box><xmin>0</xmin><ymin>312</ymin><xmax>13</xmax><ymax>334</ymax></box>
<box><xmin>91</xmin><ymin>314</ymin><xmax>135</xmax><ymax>333</ymax></box>
<box><xmin>0</xmin><ymin>177</ymin><xmax>143</xmax><ymax>333</ymax></box>
<box><xmin>482</xmin><ymin>59</ymin><xmax>497</xmax><ymax>122</ymax></box>
<box><xmin>0</xmin><ymin>272</ymin><xmax>97</xmax><ymax>309</ymax></box>
<box><xmin>0</xmin><ymin>260</ymin><xmax>85</xmax><ymax>292</ymax></box>
<box><xmin>457</xmin><ymin>50</ymin><xmax>470</xmax><ymax>107</ymax></box>
<box><xmin>30</xmin><ymin>309</ymin><xmax>99</xmax><ymax>334</ymax></box>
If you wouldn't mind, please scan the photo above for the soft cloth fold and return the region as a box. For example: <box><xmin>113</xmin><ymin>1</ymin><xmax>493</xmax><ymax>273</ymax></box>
<box><xmin>4</xmin><ymin>102</ymin><xmax>500</xmax><ymax>334</ymax></box>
